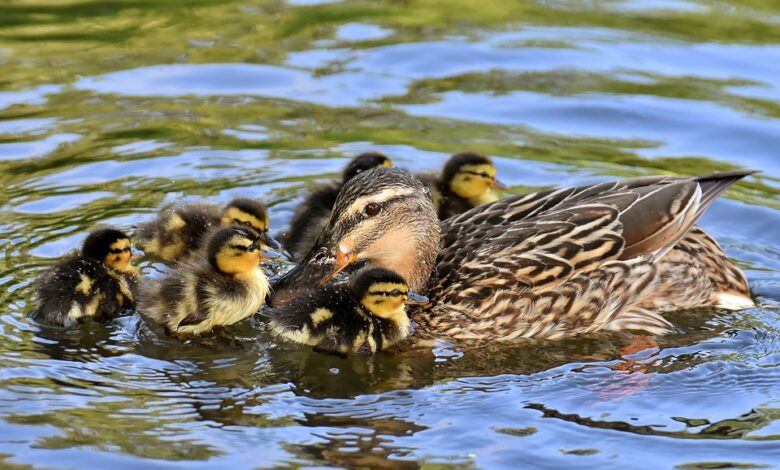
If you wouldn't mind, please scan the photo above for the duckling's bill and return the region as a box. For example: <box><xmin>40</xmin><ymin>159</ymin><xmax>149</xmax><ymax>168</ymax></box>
<box><xmin>405</xmin><ymin>291</ymin><xmax>429</xmax><ymax>305</ymax></box>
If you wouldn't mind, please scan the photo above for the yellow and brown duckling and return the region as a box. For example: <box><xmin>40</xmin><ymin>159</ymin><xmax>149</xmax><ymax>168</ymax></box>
<box><xmin>272</xmin><ymin>167</ymin><xmax>754</xmax><ymax>341</ymax></box>
<box><xmin>282</xmin><ymin>152</ymin><xmax>392</xmax><ymax>260</ymax></box>
<box><xmin>138</xmin><ymin>226</ymin><xmax>270</xmax><ymax>337</ymax></box>
<box><xmin>31</xmin><ymin>227</ymin><xmax>139</xmax><ymax>327</ymax></box>
<box><xmin>419</xmin><ymin>152</ymin><xmax>507</xmax><ymax>220</ymax></box>
<box><xmin>268</xmin><ymin>267</ymin><xmax>427</xmax><ymax>357</ymax></box>
<box><xmin>137</xmin><ymin>197</ymin><xmax>278</xmax><ymax>263</ymax></box>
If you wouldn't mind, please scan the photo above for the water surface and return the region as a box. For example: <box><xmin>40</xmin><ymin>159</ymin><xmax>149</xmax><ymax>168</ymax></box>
<box><xmin>1</xmin><ymin>0</ymin><xmax>779</xmax><ymax>468</ymax></box>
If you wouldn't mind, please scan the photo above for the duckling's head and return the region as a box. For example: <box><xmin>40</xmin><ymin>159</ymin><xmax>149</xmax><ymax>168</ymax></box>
<box><xmin>342</xmin><ymin>152</ymin><xmax>393</xmax><ymax>182</ymax></box>
<box><xmin>82</xmin><ymin>228</ymin><xmax>134</xmax><ymax>272</ymax></box>
<box><xmin>444</xmin><ymin>152</ymin><xmax>506</xmax><ymax>204</ymax></box>
<box><xmin>207</xmin><ymin>226</ymin><xmax>266</xmax><ymax>276</ymax></box>
<box><xmin>352</xmin><ymin>268</ymin><xmax>428</xmax><ymax>319</ymax></box>
<box><xmin>271</xmin><ymin>167</ymin><xmax>439</xmax><ymax>306</ymax></box>
<box><xmin>220</xmin><ymin>198</ymin><xmax>280</xmax><ymax>249</ymax></box>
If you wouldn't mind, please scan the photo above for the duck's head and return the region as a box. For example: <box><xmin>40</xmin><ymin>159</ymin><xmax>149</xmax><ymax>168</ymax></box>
<box><xmin>271</xmin><ymin>168</ymin><xmax>439</xmax><ymax>306</ymax></box>
<box><xmin>220</xmin><ymin>198</ymin><xmax>280</xmax><ymax>249</ymax></box>
<box><xmin>342</xmin><ymin>152</ymin><xmax>393</xmax><ymax>182</ymax></box>
<box><xmin>207</xmin><ymin>226</ymin><xmax>270</xmax><ymax>277</ymax></box>
<box><xmin>443</xmin><ymin>152</ymin><xmax>506</xmax><ymax>205</ymax></box>
<box><xmin>352</xmin><ymin>268</ymin><xmax>429</xmax><ymax>320</ymax></box>
<box><xmin>82</xmin><ymin>228</ymin><xmax>134</xmax><ymax>273</ymax></box>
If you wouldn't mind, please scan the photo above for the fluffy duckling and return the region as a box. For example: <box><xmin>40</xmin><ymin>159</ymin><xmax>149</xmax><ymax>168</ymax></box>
<box><xmin>31</xmin><ymin>228</ymin><xmax>139</xmax><ymax>327</ymax></box>
<box><xmin>269</xmin><ymin>267</ymin><xmax>427</xmax><ymax>356</ymax></box>
<box><xmin>419</xmin><ymin>152</ymin><xmax>507</xmax><ymax>219</ymax></box>
<box><xmin>282</xmin><ymin>152</ymin><xmax>392</xmax><ymax>260</ymax></box>
<box><xmin>139</xmin><ymin>226</ymin><xmax>270</xmax><ymax>337</ymax></box>
<box><xmin>137</xmin><ymin>197</ymin><xmax>278</xmax><ymax>263</ymax></box>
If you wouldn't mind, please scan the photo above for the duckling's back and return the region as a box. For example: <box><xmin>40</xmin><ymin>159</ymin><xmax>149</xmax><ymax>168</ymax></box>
<box><xmin>32</xmin><ymin>254</ymin><xmax>129</xmax><ymax>327</ymax></box>
<box><xmin>137</xmin><ymin>203</ymin><xmax>222</xmax><ymax>262</ymax></box>
<box><xmin>282</xmin><ymin>183</ymin><xmax>341</xmax><ymax>260</ymax></box>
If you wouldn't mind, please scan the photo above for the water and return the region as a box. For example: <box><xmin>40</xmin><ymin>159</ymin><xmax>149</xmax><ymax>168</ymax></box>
<box><xmin>1</xmin><ymin>0</ymin><xmax>779</xmax><ymax>467</ymax></box>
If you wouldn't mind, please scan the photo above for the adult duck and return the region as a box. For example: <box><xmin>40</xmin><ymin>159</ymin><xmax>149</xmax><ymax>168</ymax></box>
<box><xmin>271</xmin><ymin>168</ymin><xmax>754</xmax><ymax>340</ymax></box>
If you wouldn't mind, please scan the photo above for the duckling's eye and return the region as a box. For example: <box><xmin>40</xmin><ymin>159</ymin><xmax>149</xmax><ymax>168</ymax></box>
<box><xmin>363</xmin><ymin>203</ymin><xmax>381</xmax><ymax>217</ymax></box>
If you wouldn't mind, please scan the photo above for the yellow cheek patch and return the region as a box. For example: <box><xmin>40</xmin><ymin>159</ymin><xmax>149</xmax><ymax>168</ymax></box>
<box><xmin>450</xmin><ymin>164</ymin><xmax>497</xmax><ymax>199</ymax></box>
<box><xmin>381</xmin><ymin>159</ymin><xmax>393</xmax><ymax>168</ymax></box>
<box><xmin>222</xmin><ymin>207</ymin><xmax>268</xmax><ymax>232</ymax></box>
<box><xmin>216</xmin><ymin>249</ymin><xmax>259</xmax><ymax>275</ymax></box>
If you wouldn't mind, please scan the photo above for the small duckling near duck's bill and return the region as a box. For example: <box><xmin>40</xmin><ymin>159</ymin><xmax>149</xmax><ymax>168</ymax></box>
<box><xmin>136</xmin><ymin>197</ymin><xmax>279</xmax><ymax>264</ymax></box>
<box><xmin>138</xmin><ymin>226</ymin><xmax>271</xmax><ymax>337</ymax></box>
<box><xmin>268</xmin><ymin>267</ymin><xmax>427</xmax><ymax>357</ymax></box>
<box><xmin>281</xmin><ymin>152</ymin><xmax>393</xmax><ymax>261</ymax></box>
<box><xmin>418</xmin><ymin>152</ymin><xmax>507</xmax><ymax>220</ymax></box>
<box><xmin>31</xmin><ymin>227</ymin><xmax>139</xmax><ymax>327</ymax></box>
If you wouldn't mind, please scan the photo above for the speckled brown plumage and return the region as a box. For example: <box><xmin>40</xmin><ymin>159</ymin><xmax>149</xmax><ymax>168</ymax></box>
<box><xmin>415</xmin><ymin>170</ymin><xmax>755</xmax><ymax>340</ymax></box>
<box><xmin>273</xmin><ymin>168</ymin><xmax>755</xmax><ymax>341</ymax></box>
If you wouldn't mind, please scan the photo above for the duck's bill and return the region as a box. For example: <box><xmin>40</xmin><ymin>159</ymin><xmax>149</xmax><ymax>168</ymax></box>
<box><xmin>260</xmin><ymin>248</ymin><xmax>282</xmax><ymax>262</ymax></box>
<box><xmin>318</xmin><ymin>250</ymin><xmax>357</xmax><ymax>285</ymax></box>
<box><xmin>491</xmin><ymin>179</ymin><xmax>509</xmax><ymax>190</ymax></box>
<box><xmin>259</xmin><ymin>232</ymin><xmax>282</xmax><ymax>250</ymax></box>
<box><xmin>405</xmin><ymin>292</ymin><xmax>429</xmax><ymax>306</ymax></box>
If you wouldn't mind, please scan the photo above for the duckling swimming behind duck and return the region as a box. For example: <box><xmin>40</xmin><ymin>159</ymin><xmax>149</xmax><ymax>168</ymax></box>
<box><xmin>282</xmin><ymin>152</ymin><xmax>392</xmax><ymax>260</ymax></box>
<box><xmin>31</xmin><ymin>227</ymin><xmax>139</xmax><ymax>327</ymax></box>
<box><xmin>268</xmin><ymin>267</ymin><xmax>427</xmax><ymax>356</ymax></box>
<box><xmin>137</xmin><ymin>197</ymin><xmax>277</xmax><ymax>263</ymax></box>
<box><xmin>419</xmin><ymin>152</ymin><xmax>506</xmax><ymax>219</ymax></box>
<box><xmin>138</xmin><ymin>226</ymin><xmax>270</xmax><ymax>337</ymax></box>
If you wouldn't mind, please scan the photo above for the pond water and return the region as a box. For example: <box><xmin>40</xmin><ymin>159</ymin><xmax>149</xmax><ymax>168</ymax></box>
<box><xmin>1</xmin><ymin>0</ymin><xmax>779</xmax><ymax>468</ymax></box>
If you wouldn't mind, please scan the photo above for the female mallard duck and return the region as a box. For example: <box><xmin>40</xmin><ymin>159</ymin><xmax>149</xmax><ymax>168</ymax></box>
<box><xmin>268</xmin><ymin>267</ymin><xmax>428</xmax><ymax>357</ymax></box>
<box><xmin>419</xmin><ymin>152</ymin><xmax>507</xmax><ymax>219</ymax></box>
<box><xmin>139</xmin><ymin>226</ymin><xmax>270</xmax><ymax>337</ymax></box>
<box><xmin>137</xmin><ymin>197</ymin><xmax>278</xmax><ymax>263</ymax></box>
<box><xmin>282</xmin><ymin>152</ymin><xmax>392</xmax><ymax>260</ymax></box>
<box><xmin>31</xmin><ymin>228</ymin><xmax>139</xmax><ymax>327</ymax></box>
<box><xmin>271</xmin><ymin>168</ymin><xmax>754</xmax><ymax>341</ymax></box>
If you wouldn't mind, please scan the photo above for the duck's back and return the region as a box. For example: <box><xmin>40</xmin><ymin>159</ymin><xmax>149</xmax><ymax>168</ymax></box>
<box><xmin>418</xmin><ymin>171</ymin><xmax>753</xmax><ymax>340</ymax></box>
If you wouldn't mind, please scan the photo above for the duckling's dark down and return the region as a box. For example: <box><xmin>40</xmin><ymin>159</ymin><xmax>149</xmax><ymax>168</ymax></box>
<box><xmin>31</xmin><ymin>228</ymin><xmax>139</xmax><ymax>327</ymax></box>
<box><xmin>137</xmin><ymin>197</ymin><xmax>275</xmax><ymax>263</ymax></box>
<box><xmin>418</xmin><ymin>152</ymin><xmax>506</xmax><ymax>220</ymax></box>
<box><xmin>138</xmin><ymin>226</ymin><xmax>270</xmax><ymax>337</ymax></box>
<box><xmin>268</xmin><ymin>267</ymin><xmax>426</xmax><ymax>357</ymax></box>
<box><xmin>282</xmin><ymin>152</ymin><xmax>392</xmax><ymax>260</ymax></box>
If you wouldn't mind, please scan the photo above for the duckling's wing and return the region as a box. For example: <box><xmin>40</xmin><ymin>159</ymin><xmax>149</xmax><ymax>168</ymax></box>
<box><xmin>436</xmin><ymin>172</ymin><xmax>750</xmax><ymax>297</ymax></box>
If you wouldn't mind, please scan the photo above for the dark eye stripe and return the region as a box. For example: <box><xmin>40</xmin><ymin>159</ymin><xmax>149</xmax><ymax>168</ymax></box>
<box><xmin>368</xmin><ymin>290</ymin><xmax>406</xmax><ymax>297</ymax></box>
<box><xmin>463</xmin><ymin>171</ymin><xmax>493</xmax><ymax>179</ymax></box>
<box><xmin>229</xmin><ymin>244</ymin><xmax>249</xmax><ymax>251</ymax></box>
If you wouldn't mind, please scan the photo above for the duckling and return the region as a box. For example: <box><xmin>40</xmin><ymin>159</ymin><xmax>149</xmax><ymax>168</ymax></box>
<box><xmin>138</xmin><ymin>226</ymin><xmax>270</xmax><ymax>337</ymax></box>
<box><xmin>31</xmin><ymin>228</ymin><xmax>139</xmax><ymax>327</ymax></box>
<box><xmin>419</xmin><ymin>152</ymin><xmax>507</xmax><ymax>220</ymax></box>
<box><xmin>269</xmin><ymin>267</ymin><xmax>428</xmax><ymax>356</ymax></box>
<box><xmin>273</xmin><ymin>167</ymin><xmax>755</xmax><ymax>341</ymax></box>
<box><xmin>137</xmin><ymin>197</ymin><xmax>278</xmax><ymax>263</ymax></box>
<box><xmin>282</xmin><ymin>152</ymin><xmax>392</xmax><ymax>260</ymax></box>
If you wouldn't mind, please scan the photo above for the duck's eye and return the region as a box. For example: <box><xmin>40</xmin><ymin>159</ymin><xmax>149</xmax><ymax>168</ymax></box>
<box><xmin>363</xmin><ymin>203</ymin><xmax>381</xmax><ymax>217</ymax></box>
